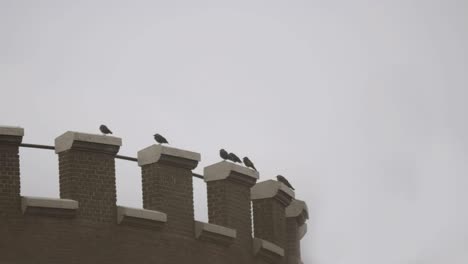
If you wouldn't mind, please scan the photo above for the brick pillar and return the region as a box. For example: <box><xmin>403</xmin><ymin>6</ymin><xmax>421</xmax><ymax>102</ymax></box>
<box><xmin>138</xmin><ymin>144</ymin><xmax>200</xmax><ymax>237</ymax></box>
<box><xmin>0</xmin><ymin>126</ymin><xmax>24</xmax><ymax>217</ymax></box>
<box><xmin>204</xmin><ymin>161</ymin><xmax>259</xmax><ymax>249</ymax></box>
<box><xmin>55</xmin><ymin>131</ymin><xmax>121</xmax><ymax>223</ymax></box>
<box><xmin>251</xmin><ymin>180</ymin><xmax>294</xmax><ymax>254</ymax></box>
<box><xmin>285</xmin><ymin>200</ymin><xmax>309</xmax><ymax>264</ymax></box>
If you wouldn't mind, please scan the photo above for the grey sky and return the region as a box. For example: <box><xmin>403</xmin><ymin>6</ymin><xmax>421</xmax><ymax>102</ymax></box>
<box><xmin>1</xmin><ymin>1</ymin><xmax>467</xmax><ymax>263</ymax></box>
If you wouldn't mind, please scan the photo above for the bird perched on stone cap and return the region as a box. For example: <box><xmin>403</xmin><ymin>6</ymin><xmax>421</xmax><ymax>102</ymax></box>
<box><xmin>276</xmin><ymin>175</ymin><xmax>295</xmax><ymax>190</ymax></box>
<box><xmin>99</xmin><ymin>124</ymin><xmax>113</xmax><ymax>135</ymax></box>
<box><xmin>219</xmin><ymin>149</ymin><xmax>229</xmax><ymax>161</ymax></box>
<box><xmin>154</xmin><ymin>133</ymin><xmax>169</xmax><ymax>144</ymax></box>
<box><xmin>227</xmin><ymin>152</ymin><xmax>242</xmax><ymax>163</ymax></box>
<box><xmin>243</xmin><ymin>157</ymin><xmax>257</xmax><ymax>171</ymax></box>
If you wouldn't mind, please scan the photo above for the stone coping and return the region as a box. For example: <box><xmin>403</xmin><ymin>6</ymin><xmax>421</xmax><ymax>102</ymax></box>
<box><xmin>203</xmin><ymin>161</ymin><xmax>259</xmax><ymax>182</ymax></box>
<box><xmin>251</xmin><ymin>179</ymin><xmax>295</xmax><ymax>200</ymax></box>
<box><xmin>21</xmin><ymin>196</ymin><xmax>78</xmax><ymax>213</ymax></box>
<box><xmin>117</xmin><ymin>206</ymin><xmax>167</xmax><ymax>224</ymax></box>
<box><xmin>195</xmin><ymin>221</ymin><xmax>237</xmax><ymax>239</ymax></box>
<box><xmin>252</xmin><ymin>238</ymin><xmax>285</xmax><ymax>257</ymax></box>
<box><xmin>285</xmin><ymin>199</ymin><xmax>308</xmax><ymax>218</ymax></box>
<box><xmin>55</xmin><ymin>131</ymin><xmax>122</xmax><ymax>153</ymax></box>
<box><xmin>137</xmin><ymin>144</ymin><xmax>201</xmax><ymax>166</ymax></box>
<box><xmin>0</xmin><ymin>126</ymin><xmax>24</xmax><ymax>136</ymax></box>
<box><xmin>298</xmin><ymin>223</ymin><xmax>307</xmax><ymax>240</ymax></box>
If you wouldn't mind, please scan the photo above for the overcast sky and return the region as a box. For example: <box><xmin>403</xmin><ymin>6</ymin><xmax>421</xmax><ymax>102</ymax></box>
<box><xmin>1</xmin><ymin>1</ymin><xmax>467</xmax><ymax>263</ymax></box>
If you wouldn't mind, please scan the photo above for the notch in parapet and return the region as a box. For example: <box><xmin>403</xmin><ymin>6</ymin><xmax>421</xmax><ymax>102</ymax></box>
<box><xmin>138</xmin><ymin>144</ymin><xmax>200</xmax><ymax>237</ymax></box>
<box><xmin>251</xmin><ymin>179</ymin><xmax>294</xmax><ymax>250</ymax></box>
<box><xmin>204</xmin><ymin>161</ymin><xmax>259</xmax><ymax>250</ymax></box>
<box><xmin>21</xmin><ymin>196</ymin><xmax>78</xmax><ymax>218</ymax></box>
<box><xmin>0</xmin><ymin>126</ymin><xmax>24</xmax><ymax>216</ymax></box>
<box><xmin>285</xmin><ymin>199</ymin><xmax>309</xmax><ymax>264</ymax></box>
<box><xmin>55</xmin><ymin>131</ymin><xmax>122</xmax><ymax>223</ymax></box>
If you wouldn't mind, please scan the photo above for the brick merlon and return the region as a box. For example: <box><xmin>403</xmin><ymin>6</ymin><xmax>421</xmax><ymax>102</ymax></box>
<box><xmin>203</xmin><ymin>161</ymin><xmax>259</xmax><ymax>182</ymax></box>
<box><xmin>0</xmin><ymin>126</ymin><xmax>24</xmax><ymax>136</ymax></box>
<box><xmin>251</xmin><ymin>179</ymin><xmax>295</xmax><ymax>200</ymax></box>
<box><xmin>137</xmin><ymin>144</ymin><xmax>201</xmax><ymax>166</ymax></box>
<box><xmin>54</xmin><ymin>131</ymin><xmax>122</xmax><ymax>153</ymax></box>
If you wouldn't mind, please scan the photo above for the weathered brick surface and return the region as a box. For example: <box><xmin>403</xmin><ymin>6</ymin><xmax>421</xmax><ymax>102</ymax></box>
<box><xmin>286</xmin><ymin>218</ymin><xmax>301</xmax><ymax>264</ymax></box>
<box><xmin>142</xmin><ymin>162</ymin><xmax>195</xmax><ymax>237</ymax></box>
<box><xmin>207</xmin><ymin>178</ymin><xmax>255</xmax><ymax>251</ymax></box>
<box><xmin>59</xmin><ymin>147</ymin><xmax>118</xmax><ymax>223</ymax></box>
<box><xmin>253</xmin><ymin>198</ymin><xmax>287</xmax><ymax>249</ymax></box>
<box><xmin>0</xmin><ymin>135</ymin><xmax>22</xmax><ymax>219</ymax></box>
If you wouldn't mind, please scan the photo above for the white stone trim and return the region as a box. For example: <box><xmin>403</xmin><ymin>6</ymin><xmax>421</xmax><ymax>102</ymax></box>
<box><xmin>298</xmin><ymin>223</ymin><xmax>307</xmax><ymax>239</ymax></box>
<box><xmin>21</xmin><ymin>196</ymin><xmax>78</xmax><ymax>213</ymax></box>
<box><xmin>137</xmin><ymin>144</ymin><xmax>201</xmax><ymax>166</ymax></box>
<box><xmin>195</xmin><ymin>221</ymin><xmax>237</xmax><ymax>239</ymax></box>
<box><xmin>203</xmin><ymin>161</ymin><xmax>259</xmax><ymax>182</ymax></box>
<box><xmin>0</xmin><ymin>126</ymin><xmax>24</xmax><ymax>136</ymax></box>
<box><xmin>117</xmin><ymin>206</ymin><xmax>167</xmax><ymax>224</ymax></box>
<box><xmin>55</xmin><ymin>131</ymin><xmax>122</xmax><ymax>153</ymax></box>
<box><xmin>286</xmin><ymin>199</ymin><xmax>308</xmax><ymax>218</ymax></box>
<box><xmin>251</xmin><ymin>179</ymin><xmax>295</xmax><ymax>200</ymax></box>
<box><xmin>253</xmin><ymin>238</ymin><xmax>285</xmax><ymax>257</ymax></box>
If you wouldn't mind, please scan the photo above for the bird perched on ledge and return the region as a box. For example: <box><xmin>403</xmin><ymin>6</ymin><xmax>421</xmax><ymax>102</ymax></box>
<box><xmin>276</xmin><ymin>175</ymin><xmax>295</xmax><ymax>190</ymax></box>
<box><xmin>227</xmin><ymin>152</ymin><xmax>242</xmax><ymax>163</ymax></box>
<box><xmin>219</xmin><ymin>149</ymin><xmax>229</xmax><ymax>161</ymax></box>
<box><xmin>99</xmin><ymin>124</ymin><xmax>113</xmax><ymax>135</ymax></box>
<box><xmin>243</xmin><ymin>157</ymin><xmax>257</xmax><ymax>171</ymax></box>
<box><xmin>154</xmin><ymin>133</ymin><xmax>169</xmax><ymax>144</ymax></box>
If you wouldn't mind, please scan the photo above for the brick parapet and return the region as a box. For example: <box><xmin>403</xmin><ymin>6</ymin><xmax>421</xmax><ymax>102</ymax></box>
<box><xmin>0</xmin><ymin>126</ymin><xmax>309</xmax><ymax>264</ymax></box>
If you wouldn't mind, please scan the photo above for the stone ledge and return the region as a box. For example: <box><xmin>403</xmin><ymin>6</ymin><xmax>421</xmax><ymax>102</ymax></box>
<box><xmin>298</xmin><ymin>223</ymin><xmax>307</xmax><ymax>240</ymax></box>
<box><xmin>251</xmin><ymin>179</ymin><xmax>295</xmax><ymax>201</ymax></box>
<box><xmin>195</xmin><ymin>221</ymin><xmax>236</xmax><ymax>246</ymax></box>
<box><xmin>137</xmin><ymin>144</ymin><xmax>201</xmax><ymax>167</ymax></box>
<box><xmin>204</xmin><ymin>161</ymin><xmax>259</xmax><ymax>182</ymax></box>
<box><xmin>55</xmin><ymin>131</ymin><xmax>122</xmax><ymax>154</ymax></box>
<box><xmin>286</xmin><ymin>199</ymin><xmax>309</xmax><ymax>225</ymax></box>
<box><xmin>253</xmin><ymin>238</ymin><xmax>284</xmax><ymax>263</ymax></box>
<box><xmin>21</xmin><ymin>196</ymin><xmax>78</xmax><ymax>217</ymax></box>
<box><xmin>0</xmin><ymin>126</ymin><xmax>24</xmax><ymax>136</ymax></box>
<box><xmin>117</xmin><ymin>206</ymin><xmax>167</xmax><ymax>228</ymax></box>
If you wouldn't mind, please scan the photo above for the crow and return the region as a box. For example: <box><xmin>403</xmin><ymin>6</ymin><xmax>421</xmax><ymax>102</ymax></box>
<box><xmin>220</xmin><ymin>149</ymin><xmax>229</xmax><ymax>160</ymax></box>
<box><xmin>243</xmin><ymin>157</ymin><xmax>257</xmax><ymax>171</ymax></box>
<box><xmin>227</xmin><ymin>152</ymin><xmax>242</xmax><ymax>163</ymax></box>
<box><xmin>276</xmin><ymin>175</ymin><xmax>295</xmax><ymax>190</ymax></box>
<box><xmin>99</xmin><ymin>125</ymin><xmax>113</xmax><ymax>135</ymax></box>
<box><xmin>154</xmin><ymin>133</ymin><xmax>169</xmax><ymax>144</ymax></box>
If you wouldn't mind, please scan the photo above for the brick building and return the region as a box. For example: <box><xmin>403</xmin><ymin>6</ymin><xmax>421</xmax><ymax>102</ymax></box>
<box><xmin>0</xmin><ymin>126</ymin><xmax>308</xmax><ymax>264</ymax></box>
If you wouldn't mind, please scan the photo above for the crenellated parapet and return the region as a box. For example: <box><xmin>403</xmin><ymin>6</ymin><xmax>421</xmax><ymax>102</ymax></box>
<box><xmin>0</xmin><ymin>126</ymin><xmax>309</xmax><ymax>264</ymax></box>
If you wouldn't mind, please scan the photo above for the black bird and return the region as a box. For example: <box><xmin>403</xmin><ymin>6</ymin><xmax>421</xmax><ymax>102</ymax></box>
<box><xmin>243</xmin><ymin>157</ymin><xmax>257</xmax><ymax>171</ymax></box>
<box><xmin>220</xmin><ymin>149</ymin><xmax>229</xmax><ymax>161</ymax></box>
<box><xmin>227</xmin><ymin>152</ymin><xmax>242</xmax><ymax>163</ymax></box>
<box><xmin>99</xmin><ymin>125</ymin><xmax>113</xmax><ymax>135</ymax></box>
<box><xmin>154</xmin><ymin>133</ymin><xmax>169</xmax><ymax>144</ymax></box>
<box><xmin>276</xmin><ymin>175</ymin><xmax>295</xmax><ymax>190</ymax></box>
